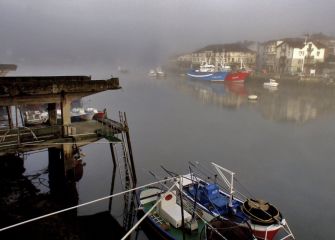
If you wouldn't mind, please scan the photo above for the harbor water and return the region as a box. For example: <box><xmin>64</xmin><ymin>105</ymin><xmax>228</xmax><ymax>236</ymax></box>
<box><xmin>23</xmin><ymin>68</ymin><xmax>335</xmax><ymax>240</ymax></box>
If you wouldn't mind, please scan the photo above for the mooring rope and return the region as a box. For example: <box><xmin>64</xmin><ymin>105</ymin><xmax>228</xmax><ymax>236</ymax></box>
<box><xmin>0</xmin><ymin>176</ymin><xmax>177</xmax><ymax>232</ymax></box>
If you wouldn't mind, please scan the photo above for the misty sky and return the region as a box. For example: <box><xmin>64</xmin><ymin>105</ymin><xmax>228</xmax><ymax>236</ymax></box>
<box><xmin>1</xmin><ymin>0</ymin><xmax>334</xmax><ymax>69</ymax></box>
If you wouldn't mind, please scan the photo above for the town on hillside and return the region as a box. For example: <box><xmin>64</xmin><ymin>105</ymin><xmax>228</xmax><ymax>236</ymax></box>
<box><xmin>173</xmin><ymin>33</ymin><xmax>335</xmax><ymax>79</ymax></box>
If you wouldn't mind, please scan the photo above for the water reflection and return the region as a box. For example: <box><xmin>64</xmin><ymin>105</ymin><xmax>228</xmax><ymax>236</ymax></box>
<box><xmin>0</xmin><ymin>151</ymin><xmax>129</xmax><ymax>240</ymax></box>
<box><xmin>173</xmin><ymin>79</ymin><xmax>249</xmax><ymax>109</ymax></box>
<box><xmin>168</xmin><ymin>76</ymin><xmax>335</xmax><ymax>123</ymax></box>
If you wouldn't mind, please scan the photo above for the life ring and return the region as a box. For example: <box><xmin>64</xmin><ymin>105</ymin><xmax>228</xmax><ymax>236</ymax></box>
<box><xmin>241</xmin><ymin>198</ymin><xmax>281</xmax><ymax>225</ymax></box>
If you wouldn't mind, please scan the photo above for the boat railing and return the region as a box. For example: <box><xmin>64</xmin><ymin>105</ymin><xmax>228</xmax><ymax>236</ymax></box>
<box><xmin>187</xmin><ymin>162</ymin><xmax>248</xmax><ymax>201</ymax></box>
<box><xmin>211</xmin><ymin>162</ymin><xmax>236</xmax><ymax>207</ymax></box>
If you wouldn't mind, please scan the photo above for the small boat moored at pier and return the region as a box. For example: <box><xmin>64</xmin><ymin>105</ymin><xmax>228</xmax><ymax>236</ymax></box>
<box><xmin>71</xmin><ymin>107</ymin><xmax>99</xmax><ymax>122</ymax></box>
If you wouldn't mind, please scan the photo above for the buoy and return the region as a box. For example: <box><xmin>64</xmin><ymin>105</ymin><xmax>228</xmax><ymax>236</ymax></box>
<box><xmin>248</xmin><ymin>95</ymin><xmax>258</xmax><ymax>100</ymax></box>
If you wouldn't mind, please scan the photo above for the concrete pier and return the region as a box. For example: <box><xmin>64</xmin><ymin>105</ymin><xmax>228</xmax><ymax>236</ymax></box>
<box><xmin>0</xmin><ymin>75</ymin><xmax>120</xmax><ymax>175</ymax></box>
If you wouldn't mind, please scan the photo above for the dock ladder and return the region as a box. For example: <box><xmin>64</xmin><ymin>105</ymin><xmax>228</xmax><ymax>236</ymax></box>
<box><xmin>97</xmin><ymin>111</ymin><xmax>137</xmax><ymax>231</ymax></box>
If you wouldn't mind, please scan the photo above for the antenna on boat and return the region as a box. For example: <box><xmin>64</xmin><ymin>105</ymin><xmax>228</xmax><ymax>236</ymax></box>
<box><xmin>211</xmin><ymin>162</ymin><xmax>235</xmax><ymax>208</ymax></box>
<box><xmin>160</xmin><ymin>165</ymin><xmax>178</xmax><ymax>177</ymax></box>
<box><xmin>189</xmin><ymin>161</ymin><xmax>212</xmax><ymax>181</ymax></box>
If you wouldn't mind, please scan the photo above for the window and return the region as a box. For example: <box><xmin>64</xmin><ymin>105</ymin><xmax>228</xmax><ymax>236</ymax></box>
<box><xmin>317</xmin><ymin>51</ymin><xmax>320</xmax><ymax>56</ymax></box>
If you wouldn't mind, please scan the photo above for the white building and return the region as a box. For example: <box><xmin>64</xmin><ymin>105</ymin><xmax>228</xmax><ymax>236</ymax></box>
<box><xmin>276</xmin><ymin>39</ymin><xmax>326</xmax><ymax>74</ymax></box>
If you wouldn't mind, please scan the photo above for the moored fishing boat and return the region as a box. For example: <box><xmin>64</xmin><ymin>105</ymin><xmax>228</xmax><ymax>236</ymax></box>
<box><xmin>225</xmin><ymin>71</ymin><xmax>250</xmax><ymax>82</ymax></box>
<box><xmin>225</xmin><ymin>60</ymin><xmax>252</xmax><ymax>82</ymax></box>
<box><xmin>187</xmin><ymin>63</ymin><xmax>229</xmax><ymax>81</ymax></box>
<box><xmin>175</xmin><ymin>163</ymin><xmax>294</xmax><ymax>240</ymax></box>
<box><xmin>137</xmin><ymin>184</ymin><xmax>256</xmax><ymax>240</ymax></box>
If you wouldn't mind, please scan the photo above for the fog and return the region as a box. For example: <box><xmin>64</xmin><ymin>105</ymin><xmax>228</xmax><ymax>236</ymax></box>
<box><xmin>1</xmin><ymin>0</ymin><xmax>335</xmax><ymax>70</ymax></box>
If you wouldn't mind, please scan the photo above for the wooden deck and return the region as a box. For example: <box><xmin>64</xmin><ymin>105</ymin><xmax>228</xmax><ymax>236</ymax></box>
<box><xmin>0</xmin><ymin>119</ymin><xmax>123</xmax><ymax>156</ymax></box>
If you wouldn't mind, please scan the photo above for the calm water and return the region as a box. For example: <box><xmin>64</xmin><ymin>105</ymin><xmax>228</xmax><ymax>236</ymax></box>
<box><xmin>25</xmin><ymin>69</ymin><xmax>335</xmax><ymax>239</ymax></box>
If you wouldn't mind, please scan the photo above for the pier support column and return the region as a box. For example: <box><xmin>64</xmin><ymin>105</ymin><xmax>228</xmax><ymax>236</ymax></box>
<box><xmin>60</xmin><ymin>93</ymin><xmax>72</xmax><ymax>137</ymax></box>
<box><xmin>47</xmin><ymin>103</ymin><xmax>57</xmax><ymax>126</ymax></box>
<box><xmin>63</xmin><ymin>143</ymin><xmax>74</xmax><ymax>174</ymax></box>
<box><xmin>48</xmin><ymin>147</ymin><xmax>66</xmax><ymax>197</ymax></box>
<box><xmin>6</xmin><ymin>106</ymin><xmax>13</xmax><ymax>129</ymax></box>
<box><xmin>59</xmin><ymin>94</ymin><xmax>76</xmax><ymax>176</ymax></box>
<box><xmin>48</xmin><ymin>147</ymin><xmax>79</xmax><ymax>207</ymax></box>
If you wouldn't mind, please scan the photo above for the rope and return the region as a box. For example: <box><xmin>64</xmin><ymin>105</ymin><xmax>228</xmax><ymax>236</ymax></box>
<box><xmin>0</xmin><ymin>176</ymin><xmax>177</xmax><ymax>232</ymax></box>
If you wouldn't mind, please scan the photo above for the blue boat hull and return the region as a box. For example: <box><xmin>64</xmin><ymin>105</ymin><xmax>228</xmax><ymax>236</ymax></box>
<box><xmin>187</xmin><ymin>70</ymin><xmax>228</xmax><ymax>81</ymax></box>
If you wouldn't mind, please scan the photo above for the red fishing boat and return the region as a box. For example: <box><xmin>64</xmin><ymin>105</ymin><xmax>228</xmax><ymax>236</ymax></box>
<box><xmin>225</xmin><ymin>59</ymin><xmax>252</xmax><ymax>82</ymax></box>
<box><xmin>225</xmin><ymin>71</ymin><xmax>250</xmax><ymax>82</ymax></box>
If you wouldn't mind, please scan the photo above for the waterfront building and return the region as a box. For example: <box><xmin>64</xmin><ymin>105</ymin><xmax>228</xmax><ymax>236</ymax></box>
<box><xmin>261</xmin><ymin>40</ymin><xmax>284</xmax><ymax>73</ymax></box>
<box><xmin>176</xmin><ymin>43</ymin><xmax>257</xmax><ymax>71</ymax></box>
<box><xmin>275</xmin><ymin>38</ymin><xmax>326</xmax><ymax>75</ymax></box>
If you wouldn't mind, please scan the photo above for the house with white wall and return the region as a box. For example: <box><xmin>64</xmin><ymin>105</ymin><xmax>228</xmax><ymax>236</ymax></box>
<box><xmin>276</xmin><ymin>39</ymin><xmax>326</xmax><ymax>75</ymax></box>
